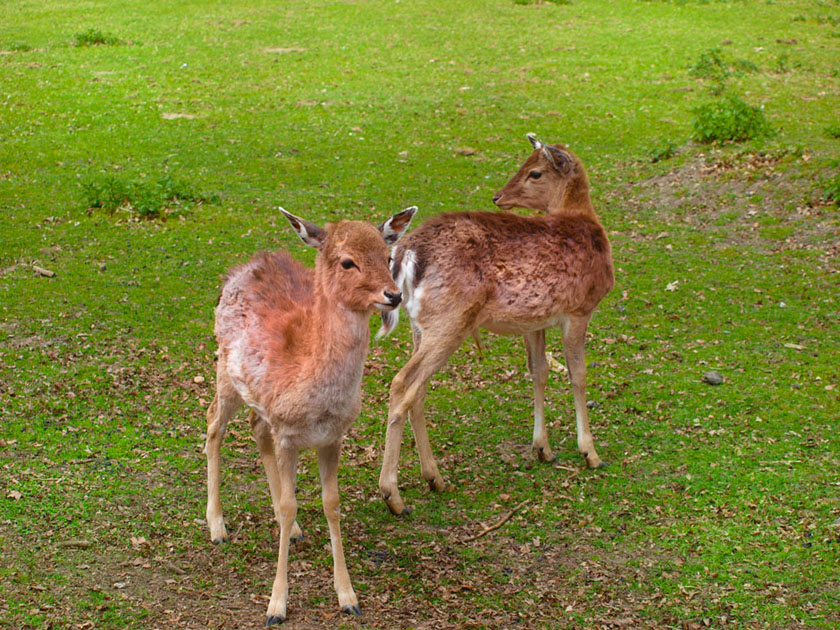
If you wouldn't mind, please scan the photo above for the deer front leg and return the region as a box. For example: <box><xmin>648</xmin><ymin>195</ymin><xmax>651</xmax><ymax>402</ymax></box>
<box><xmin>561</xmin><ymin>316</ymin><xmax>604</xmax><ymax>469</ymax></box>
<box><xmin>250</xmin><ymin>411</ymin><xmax>303</xmax><ymax>541</ymax></box>
<box><xmin>380</xmin><ymin>404</ymin><xmax>410</xmax><ymax>516</ymax></box>
<box><xmin>205</xmin><ymin>380</ymin><xmax>242</xmax><ymax>544</ymax></box>
<box><xmin>318</xmin><ymin>441</ymin><xmax>360</xmax><ymax>616</ymax></box>
<box><xmin>524</xmin><ymin>330</ymin><xmax>554</xmax><ymax>462</ymax></box>
<box><xmin>266</xmin><ymin>447</ymin><xmax>299</xmax><ymax>626</ymax></box>
<box><xmin>380</xmin><ymin>330</ymin><xmax>467</xmax><ymax>515</ymax></box>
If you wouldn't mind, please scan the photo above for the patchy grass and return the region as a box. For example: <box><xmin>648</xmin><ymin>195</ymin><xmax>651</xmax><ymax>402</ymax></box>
<box><xmin>1</xmin><ymin>0</ymin><xmax>838</xmax><ymax>629</ymax></box>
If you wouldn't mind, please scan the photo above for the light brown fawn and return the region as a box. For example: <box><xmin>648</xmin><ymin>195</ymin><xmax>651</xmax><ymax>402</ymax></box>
<box><xmin>377</xmin><ymin>133</ymin><xmax>614</xmax><ymax>515</ymax></box>
<box><xmin>205</xmin><ymin>206</ymin><xmax>416</xmax><ymax>624</ymax></box>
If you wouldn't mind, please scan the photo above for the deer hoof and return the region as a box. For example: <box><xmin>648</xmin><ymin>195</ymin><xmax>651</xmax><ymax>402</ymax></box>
<box><xmin>341</xmin><ymin>605</ymin><xmax>362</xmax><ymax>617</ymax></box>
<box><xmin>536</xmin><ymin>447</ymin><xmax>557</xmax><ymax>463</ymax></box>
<box><xmin>582</xmin><ymin>452</ymin><xmax>605</xmax><ymax>469</ymax></box>
<box><xmin>426</xmin><ymin>476</ymin><xmax>445</xmax><ymax>492</ymax></box>
<box><xmin>211</xmin><ymin>536</ymin><xmax>228</xmax><ymax>545</ymax></box>
<box><xmin>265</xmin><ymin>614</ymin><xmax>285</xmax><ymax>626</ymax></box>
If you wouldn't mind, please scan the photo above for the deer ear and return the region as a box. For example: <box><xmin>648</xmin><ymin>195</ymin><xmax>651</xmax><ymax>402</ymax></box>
<box><xmin>378</xmin><ymin>206</ymin><xmax>417</xmax><ymax>245</ymax></box>
<box><xmin>527</xmin><ymin>132</ymin><xmax>544</xmax><ymax>151</ymax></box>
<box><xmin>543</xmin><ymin>146</ymin><xmax>573</xmax><ymax>174</ymax></box>
<box><xmin>279</xmin><ymin>207</ymin><xmax>327</xmax><ymax>249</ymax></box>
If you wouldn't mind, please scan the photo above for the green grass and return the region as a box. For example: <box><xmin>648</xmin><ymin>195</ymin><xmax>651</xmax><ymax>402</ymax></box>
<box><xmin>2</xmin><ymin>1</ymin><xmax>839</xmax><ymax>629</ymax></box>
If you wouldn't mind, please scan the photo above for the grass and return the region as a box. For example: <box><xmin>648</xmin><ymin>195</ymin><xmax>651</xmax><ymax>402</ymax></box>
<box><xmin>1</xmin><ymin>1</ymin><xmax>839</xmax><ymax>629</ymax></box>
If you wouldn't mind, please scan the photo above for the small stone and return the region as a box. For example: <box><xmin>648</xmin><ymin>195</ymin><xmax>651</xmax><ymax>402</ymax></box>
<box><xmin>193</xmin><ymin>375</ymin><xmax>205</xmax><ymax>384</ymax></box>
<box><xmin>702</xmin><ymin>370</ymin><xmax>724</xmax><ymax>386</ymax></box>
<box><xmin>586</xmin><ymin>400</ymin><xmax>600</xmax><ymax>409</ymax></box>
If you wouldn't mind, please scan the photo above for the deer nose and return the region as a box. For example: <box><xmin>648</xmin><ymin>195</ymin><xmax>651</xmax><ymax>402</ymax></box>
<box><xmin>492</xmin><ymin>193</ymin><xmax>502</xmax><ymax>205</ymax></box>
<box><xmin>384</xmin><ymin>290</ymin><xmax>402</xmax><ymax>306</ymax></box>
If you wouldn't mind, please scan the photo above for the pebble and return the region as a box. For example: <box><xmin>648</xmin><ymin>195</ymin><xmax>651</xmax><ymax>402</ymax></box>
<box><xmin>702</xmin><ymin>370</ymin><xmax>724</xmax><ymax>386</ymax></box>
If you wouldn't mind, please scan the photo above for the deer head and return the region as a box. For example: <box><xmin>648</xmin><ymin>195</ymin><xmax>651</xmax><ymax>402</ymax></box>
<box><xmin>492</xmin><ymin>133</ymin><xmax>591</xmax><ymax>215</ymax></box>
<box><xmin>280</xmin><ymin>206</ymin><xmax>417</xmax><ymax>313</ymax></box>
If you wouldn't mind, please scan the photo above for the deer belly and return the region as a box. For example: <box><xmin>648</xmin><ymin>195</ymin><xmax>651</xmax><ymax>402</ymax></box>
<box><xmin>266</xmin><ymin>386</ymin><xmax>361</xmax><ymax>449</ymax></box>
<box><xmin>482</xmin><ymin>311</ymin><xmax>569</xmax><ymax>335</ymax></box>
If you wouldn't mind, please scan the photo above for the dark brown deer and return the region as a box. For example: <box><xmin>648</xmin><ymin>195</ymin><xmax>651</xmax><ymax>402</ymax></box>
<box><xmin>377</xmin><ymin>134</ymin><xmax>613</xmax><ymax>515</ymax></box>
<box><xmin>204</xmin><ymin>206</ymin><xmax>416</xmax><ymax>623</ymax></box>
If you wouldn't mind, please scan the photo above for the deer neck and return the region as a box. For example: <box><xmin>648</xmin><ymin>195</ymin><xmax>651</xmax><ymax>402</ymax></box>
<box><xmin>547</xmin><ymin>171</ymin><xmax>596</xmax><ymax>218</ymax></box>
<box><xmin>311</xmin><ymin>288</ymin><xmax>371</xmax><ymax>375</ymax></box>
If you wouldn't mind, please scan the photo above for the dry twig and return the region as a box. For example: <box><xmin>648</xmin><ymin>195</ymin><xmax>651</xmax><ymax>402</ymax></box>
<box><xmin>32</xmin><ymin>265</ymin><xmax>56</xmax><ymax>277</ymax></box>
<box><xmin>461</xmin><ymin>500</ymin><xmax>530</xmax><ymax>543</ymax></box>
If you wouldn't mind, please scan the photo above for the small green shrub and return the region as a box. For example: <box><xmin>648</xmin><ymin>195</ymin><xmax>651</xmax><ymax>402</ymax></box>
<box><xmin>513</xmin><ymin>0</ymin><xmax>570</xmax><ymax>5</ymax></box>
<box><xmin>82</xmin><ymin>174</ymin><xmax>219</xmax><ymax>220</ymax></box>
<box><xmin>691</xmin><ymin>93</ymin><xmax>772</xmax><ymax>144</ymax></box>
<box><xmin>649</xmin><ymin>142</ymin><xmax>679</xmax><ymax>163</ymax></box>
<box><xmin>74</xmin><ymin>29</ymin><xmax>122</xmax><ymax>47</ymax></box>
<box><xmin>732</xmin><ymin>58</ymin><xmax>759</xmax><ymax>75</ymax></box>
<box><xmin>824</xmin><ymin>174</ymin><xmax>840</xmax><ymax>206</ymax></box>
<box><xmin>689</xmin><ymin>48</ymin><xmax>730</xmax><ymax>83</ymax></box>
<box><xmin>825</xmin><ymin>124</ymin><xmax>840</xmax><ymax>139</ymax></box>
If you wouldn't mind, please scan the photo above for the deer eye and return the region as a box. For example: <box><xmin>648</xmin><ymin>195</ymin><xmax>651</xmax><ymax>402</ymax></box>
<box><xmin>529</xmin><ymin>170</ymin><xmax>542</xmax><ymax>180</ymax></box>
<box><xmin>340</xmin><ymin>259</ymin><xmax>358</xmax><ymax>270</ymax></box>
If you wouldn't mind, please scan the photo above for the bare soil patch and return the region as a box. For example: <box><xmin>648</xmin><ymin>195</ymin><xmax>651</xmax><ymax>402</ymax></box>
<box><xmin>610</xmin><ymin>148</ymin><xmax>840</xmax><ymax>266</ymax></box>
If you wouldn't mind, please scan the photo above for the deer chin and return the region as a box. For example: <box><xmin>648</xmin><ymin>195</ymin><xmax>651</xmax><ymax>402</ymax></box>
<box><xmin>374</xmin><ymin>302</ymin><xmax>398</xmax><ymax>312</ymax></box>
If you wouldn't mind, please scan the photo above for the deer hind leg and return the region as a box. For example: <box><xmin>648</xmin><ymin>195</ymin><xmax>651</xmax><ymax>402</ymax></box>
<box><xmin>249</xmin><ymin>411</ymin><xmax>303</xmax><ymax>541</ymax></box>
<box><xmin>205</xmin><ymin>369</ymin><xmax>243</xmax><ymax>544</ymax></box>
<box><xmin>561</xmin><ymin>315</ymin><xmax>604</xmax><ymax>469</ymax></box>
<box><xmin>524</xmin><ymin>330</ymin><xmax>555</xmax><ymax>462</ymax></box>
<box><xmin>266</xmin><ymin>446</ymin><xmax>299</xmax><ymax>626</ymax></box>
<box><xmin>318</xmin><ymin>440</ymin><xmax>360</xmax><ymax>616</ymax></box>
<box><xmin>379</xmin><ymin>328</ymin><xmax>468</xmax><ymax>516</ymax></box>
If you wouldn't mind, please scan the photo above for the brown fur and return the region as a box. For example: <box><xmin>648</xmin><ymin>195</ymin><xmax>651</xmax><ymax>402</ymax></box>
<box><xmin>378</xmin><ymin>136</ymin><xmax>613</xmax><ymax>516</ymax></box>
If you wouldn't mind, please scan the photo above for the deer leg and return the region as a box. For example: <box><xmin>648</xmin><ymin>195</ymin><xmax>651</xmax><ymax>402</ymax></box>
<box><xmin>408</xmin><ymin>384</ymin><xmax>444</xmax><ymax>492</ymax></box>
<box><xmin>265</xmin><ymin>446</ymin><xmax>299</xmax><ymax>626</ymax></box>
<box><xmin>380</xmin><ymin>330</ymin><xmax>467</xmax><ymax>516</ymax></box>
<box><xmin>318</xmin><ymin>441</ymin><xmax>360</xmax><ymax>616</ymax></box>
<box><xmin>205</xmin><ymin>371</ymin><xmax>242</xmax><ymax>544</ymax></box>
<box><xmin>249</xmin><ymin>411</ymin><xmax>303</xmax><ymax>541</ymax></box>
<box><xmin>524</xmin><ymin>330</ymin><xmax>555</xmax><ymax>462</ymax></box>
<box><xmin>561</xmin><ymin>315</ymin><xmax>604</xmax><ymax>469</ymax></box>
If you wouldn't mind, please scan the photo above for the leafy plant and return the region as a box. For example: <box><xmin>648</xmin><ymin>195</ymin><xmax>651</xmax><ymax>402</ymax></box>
<box><xmin>74</xmin><ymin>28</ymin><xmax>122</xmax><ymax>47</ymax></box>
<box><xmin>824</xmin><ymin>174</ymin><xmax>840</xmax><ymax>206</ymax></box>
<box><xmin>689</xmin><ymin>48</ymin><xmax>730</xmax><ymax>84</ymax></box>
<box><xmin>513</xmin><ymin>0</ymin><xmax>570</xmax><ymax>5</ymax></box>
<box><xmin>692</xmin><ymin>93</ymin><xmax>772</xmax><ymax>143</ymax></box>
<box><xmin>82</xmin><ymin>174</ymin><xmax>219</xmax><ymax>219</ymax></box>
<box><xmin>825</xmin><ymin>123</ymin><xmax>840</xmax><ymax>139</ymax></box>
<box><xmin>689</xmin><ymin>48</ymin><xmax>760</xmax><ymax>94</ymax></box>
<box><xmin>649</xmin><ymin>142</ymin><xmax>679</xmax><ymax>163</ymax></box>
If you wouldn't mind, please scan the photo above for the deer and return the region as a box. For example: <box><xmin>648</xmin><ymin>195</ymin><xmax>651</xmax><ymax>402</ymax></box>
<box><xmin>204</xmin><ymin>205</ymin><xmax>416</xmax><ymax>624</ymax></box>
<box><xmin>376</xmin><ymin>133</ymin><xmax>614</xmax><ymax>516</ymax></box>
